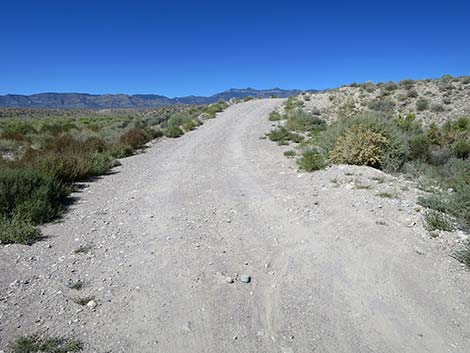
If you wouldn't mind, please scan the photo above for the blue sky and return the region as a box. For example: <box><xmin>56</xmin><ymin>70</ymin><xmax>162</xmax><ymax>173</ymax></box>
<box><xmin>1</xmin><ymin>0</ymin><xmax>469</xmax><ymax>97</ymax></box>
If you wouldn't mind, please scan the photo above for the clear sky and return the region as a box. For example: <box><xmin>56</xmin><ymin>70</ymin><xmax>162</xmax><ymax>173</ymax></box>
<box><xmin>1</xmin><ymin>0</ymin><xmax>469</xmax><ymax>97</ymax></box>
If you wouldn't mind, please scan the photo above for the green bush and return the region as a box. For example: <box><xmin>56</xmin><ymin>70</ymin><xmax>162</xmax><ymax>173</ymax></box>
<box><xmin>0</xmin><ymin>169</ymin><xmax>68</xmax><ymax>224</ymax></box>
<box><xmin>399</xmin><ymin>79</ymin><xmax>415</xmax><ymax>90</ymax></box>
<box><xmin>0</xmin><ymin>217</ymin><xmax>39</xmax><ymax>245</ymax></box>
<box><xmin>298</xmin><ymin>149</ymin><xmax>326</xmax><ymax>172</ymax></box>
<box><xmin>416</xmin><ymin>158</ymin><xmax>470</xmax><ymax>231</ymax></box>
<box><xmin>452</xmin><ymin>242</ymin><xmax>470</xmax><ymax>268</ymax></box>
<box><xmin>431</xmin><ymin>103</ymin><xmax>445</xmax><ymax>112</ymax></box>
<box><xmin>453</xmin><ymin>140</ymin><xmax>470</xmax><ymax>158</ymax></box>
<box><xmin>13</xmin><ymin>335</ymin><xmax>82</xmax><ymax>353</ymax></box>
<box><xmin>329</xmin><ymin>124</ymin><xmax>388</xmax><ymax>168</ymax></box>
<box><xmin>146</xmin><ymin>128</ymin><xmax>164</xmax><ymax>139</ymax></box>
<box><xmin>284</xmin><ymin>150</ymin><xmax>296</xmax><ymax>158</ymax></box>
<box><xmin>284</xmin><ymin>97</ymin><xmax>303</xmax><ymax>112</ymax></box>
<box><xmin>409</xmin><ymin>135</ymin><xmax>431</xmax><ymax>161</ymax></box>
<box><xmin>182</xmin><ymin>119</ymin><xmax>197</xmax><ymax>131</ymax></box>
<box><xmin>22</xmin><ymin>149</ymin><xmax>109</xmax><ymax>183</ymax></box>
<box><xmin>268</xmin><ymin>127</ymin><xmax>304</xmax><ymax>144</ymax></box>
<box><xmin>164</xmin><ymin>126</ymin><xmax>184</xmax><ymax>138</ymax></box>
<box><xmin>360</xmin><ymin>81</ymin><xmax>376</xmax><ymax>92</ymax></box>
<box><xmin>268</xmin><ymin>111</ymin><xmax>282</xmax><ymax>121</ymax></box>
<box><xmin>382</xmin><ymin>81</ymin><xmax>398</xmax><ymax>91</ymax></box>
<box><xmin>416</xmin><ymin>98</ymin><xmax>429</xmax><ymax>111</ymax></box>
<box><xmin>285</xmin><ymin>109</ymin><xmax>326</xmax><ymax>132</ymax></box>
<box><xmin>424</xmin><ymin>210</ymin><xmax>454</xmax><ymax>231</ymax></box>
<box><xmin>202</xmin><ymin>101</ymin><xmax>228</xmax><ymax>118</ymax></box>
<box><xmin>407</xmin><ymin>89</ymin><xmax>418</xmax><ymax>98</ymax></box>
<box><xmin>110</xmin><ymin>144</ymin><xmax>134</xmax><ymax>158</ymax></box>
<box><xmin>268</xmin><ymin>128</ymin><xmax>290</xmax><ymax>142</ymax></box>
<box><xmin>368</xmin><ymin>99</ymin><xmax>396</xmax><ymax>112</ymax></box>
<box><xmin>393</xmin><ymin>114</ymin><xmax>422</xmax><ymax>134</ymax></box>
<box><xmin>119</xmin><ymin>128</ymin><xmax>150</xmax><ymax>150</ymax></box>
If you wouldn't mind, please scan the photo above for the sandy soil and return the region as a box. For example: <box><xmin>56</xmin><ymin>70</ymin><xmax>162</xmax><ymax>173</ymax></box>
<box><xmin>1</xmin><ymin>99</ymin><xmax>469</xmax><ymax>352</ymax></box>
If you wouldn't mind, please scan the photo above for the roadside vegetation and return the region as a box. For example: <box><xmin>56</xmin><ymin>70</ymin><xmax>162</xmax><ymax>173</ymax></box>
<box><xmin>268</xmin><ymin>77</ymin><xmax>469</xmax><ymax>265</ymax></box>
<box><xmin>0</xmin><ymin>101</ymin><xmax>229</xmax><ymax>244</ymax></box>
<box><xmin>13</xmin><ymin>335</ymin><xmax>82</xmax><ymax>353</ymax></box>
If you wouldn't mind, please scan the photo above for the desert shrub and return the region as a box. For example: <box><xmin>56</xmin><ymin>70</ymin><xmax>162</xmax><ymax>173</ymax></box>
<box><xmin>202</xmin><ymin>101</ymin><xmax>228</xmax><ymax>118</ymax></box>
<box><xmin>146</xmin><ymin>127</ymin><xmax>164</xmax><ymax>139</ymax></box>
<box><xmin>298</xmin><ymin>149</ymin><xmax>326</xmax><ymax>172</ymax></box>
<box><xmin>408</xmin><ymin>135</ymin><xmax>431</xmax><ymax>161</ymax></box>
<box><xmin>289</xmin><ymin>133</ymin><xmax>304</xmax><ymax>143</ymax></box>
<box><xmin>424</xmin><ymin>210</ymin><xmax>454</xmax><ymax>231</ymax></box>
<box><xmin>310</xmin><ymin>107</ymin><xmax>321</xmax><ymax>116</ymax></box>
<box><xmin>164</xmin><ymin>126</ymin><xmax>184</xmax><ymax>138</ymax></box>
<box><xmin>444</xmin><ymin>117</ymin><xmax>469</xmax><ymax>132</ymax></box>
<box><xmin>452</xmin><ymin>242</ymin><xmax>470</xmax><ymax>268</ymax></box>
<box><xmin>182</xmin><ymin>119</ymin><xmax>197</xmax><ymax>131</ymax></box>
<box><xmin>431</xmin><ymin>103</ymin><xmax>445</xmax><ymax>112</ymax></box>
<box><xmin>0</xmin><ymin>138</ymin><xmax>22</xmax><ymax>154</ymax></box>
<box><xmin>426</xmin><ymin>123</ymin><xmax>441</xmax><ymax>145</ymax></box>
<box><xmin>13</xmin><ymin>335</ymin><xmax>82</xmax><ymax>353</ymax></box>
<box><xmin>243</xmin><ymin>96</ymin><xmax>253</xmax><ymax>102</ymax></box>
<box><xmin>268</xmin><ymin>111</ymin><xmax>282</xmax><ymax>121</ymax></box>
<box><xmin>443</xmin><ymin>97</ymin><xmax>452</xmax><ymax>105</ymax></box>
<box><xmin>383</xmin><ymin>81</ymin><xmax>398</xmax><ymax>92</ymax></box>
<box><xmin>320</xmin><ymin>113</ymin><xmax>406</xmax><ymax>171</ymax></box>
<box><xmin>0</xmin><ymin>216</ymin><xmax>39</xmax><ymax>244</ymax></box>
<box><xmin>399</xmin><ymin>79</ymin><xmax>415</xmax><ymax>90</ymax></box>
<box><xmin>416</xmin><ymin>158</ymin><xmax>470</xmax><ymax>231</ymax></box>
<box><xmin>407</xmin><ymin>89</ymin><xmax>418</xmax><ymax>98</ymax></box>
<box><xmin>268</xmin><ymin>128</ymin><xmax>290</xmax><ymax>142</ymax></box>
<box><xmin>368</xmin><ymin>99</ymin><xmax>395</xmax><ymax>112</ymax></box>
<box><xmin>0</xmin><ymin>131</ymin><xmax>30</xmax><ymax>142</ymax></box>
<box><xmin>166</xmin><ymin>112</ymin><xmax>193</xmax><ymax>128</ymax></box>
<box><xmin>329</xmin><ymin>124</ymin><xmax>388</xmax><ymax>167</ymax></box>
<box><xmin>0</xmin><ymin>168</ymin><xmax>68</xmax><ymax>224</ymax></box>
<box><xmin>2</xmin><ymin>122</ymin><xmax>36</xmax><ymax>135</ymax></box>
<box><xmin>416</xmin><ymin>98</ymin><xmax>429</xmax><ymax>111</ymax></box>
<box><xmin>284</xmin><ymin>150</ymin><xmax>296</xmax><ymax>158</ymax></box>
<box><xmin>40</xmin><ymin>122</ymin><xmax>78</xmax><ymax>134</ymax></box>
<box><xmin>462</xmin><ymin>76</ymin><xmax>470</xmax><ymax>84</ymax></box>
<box><xmin>453</xmin><ymin>140</ymin><xmax>470</xmax><ymax>158</ymax></box>
<box><xmin>393</xmin><ymin>114</ymin><xmax>422</xmax><ymax>134</ymax></box>
<box><xmin>82</xmin><ymin>136</ymin><xmax>108</xmax><ymax>153</ymax></box>
<box><xmin>110</xmin><ymin>144</ymin><xmax>134</xmax><ymax>158</ymax></box>
<box><xmin>284</xmin><ymin>97</ymin><xmax>303</xmax><ymax>112</ymax></box>
<box><xmin>429</xmin><ymin>148</ymin><xmax>452</xmax><ymax>165</ymax></box>
<box><xmin>360</xmin><ymin>81</ymin><xmax>376</xmax><ymax>92</ymax></box>
<box><xmin>119</xmin><ymin>128</ymin><xmax>149</xmax><ymax>150</ymax></box>
<box><xmin>87</xmin><ymin>152</ymin><xmax>118</xmax><ymax>176</ymax></box>
<box><xmin>285</xmin><ymin>109</ymin><xmax>326</xmax><ymax>132</ymax></box>
<box><xmin>22</xmin><ymin>150</ymin><xmax>86</xmax><ymax>183</ymax></box>
<box><xmin>396</xmin><ymin>93</ymin><xmax>408</xmax><ymax>102</ymax></box>
<box><xmin>268</xmin><ymin>127</ymin><xmax>304</xmax><ymax>144</ymax></box>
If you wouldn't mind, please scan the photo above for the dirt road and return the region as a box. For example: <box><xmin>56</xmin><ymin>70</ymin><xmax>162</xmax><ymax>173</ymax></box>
<box><xmin>1</xmin><ymin>99</ymin><xmax>469</xmax><ymax>352</ymax></box>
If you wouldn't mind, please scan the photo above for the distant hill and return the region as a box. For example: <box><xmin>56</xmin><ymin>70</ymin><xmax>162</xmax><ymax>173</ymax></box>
<box><xmin>0</xmin><ymin>88</ymin><xmax>315</xmax><ymax>109</ymax></box>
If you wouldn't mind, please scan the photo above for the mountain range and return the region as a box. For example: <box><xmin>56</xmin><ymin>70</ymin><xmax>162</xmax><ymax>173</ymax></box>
<box><xmin>0</xmin><ymin>88</ymin><xmax>315</xmax><ymax>109</ymax></box>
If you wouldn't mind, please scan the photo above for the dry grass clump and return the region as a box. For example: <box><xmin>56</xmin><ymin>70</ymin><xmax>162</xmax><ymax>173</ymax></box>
<box><xmin>329</xmin><ymin>125</ymin><xmax>388</xmax><ymax>167</ymax></box>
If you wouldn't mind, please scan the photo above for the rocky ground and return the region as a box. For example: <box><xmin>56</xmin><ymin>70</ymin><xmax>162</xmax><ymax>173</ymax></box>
<box><xmin>1</xmin><ymin>99</ymin><xmax>470</xmax><ymax>352</ymax></box>
<box><xmin>297</xmin><ymin>76</ymin><xmax>470</xmax><ymax>125</ymax></box>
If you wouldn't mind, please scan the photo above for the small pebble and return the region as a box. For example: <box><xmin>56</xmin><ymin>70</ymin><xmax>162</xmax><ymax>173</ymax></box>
<box><xmin>241</xmin><ymin>275</ymin><xmax>251</xmax><ymax>283</ymax></box>
<box><xmin>86</xmin><ymin>300</ymin><xmax>97</xmax><ymax>309</ymax></box>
